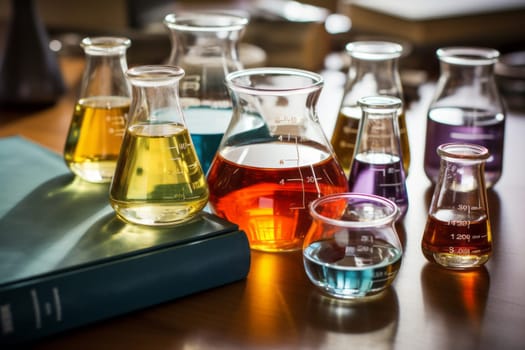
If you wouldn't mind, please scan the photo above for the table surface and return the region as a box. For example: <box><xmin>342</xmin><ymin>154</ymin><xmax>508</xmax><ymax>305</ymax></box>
<box><xmin>1</xmin><ymin>57</ymin><xmax>524</xmax><ymax>350</ymax></box>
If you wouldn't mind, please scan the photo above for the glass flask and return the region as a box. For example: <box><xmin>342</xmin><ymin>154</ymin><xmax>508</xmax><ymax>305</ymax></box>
<box><xmin>348</xmin><ymin>96</ymin><xmax>408</xmax><ymax>218</ymax></box>
<box><xmin>331</xmin><ymin>41</ymin><xmax>410</xmax><ymax>175</ymax></box>
<box><xmin>109</xmin><ymin>65</ymin><xmax>209</xmax><ymax>226</ymax></box>
<box><xmin>164</xmin><ymin>12</ymin><xmax>248</xmax><ymax>174</ymax></box>
<box><xmin>303</xmin><ymin>193</ymin><xmax>403</xmax><ymax>299</ymax></box>
<box><xmin>424</xmin><ymin>47</ymin><xmax>505</xmax><ymax>188</ymax></box>
<box><xmin>422</xmin><ymin>143</ymin><xmax>492</xmax><ymax>269</ymax></box>
<box><xmin>207</xmin><ymin>67</ymin><xmax>348</xmax><ymax>252</ymax></box>
<box><xmin>64</xmin><ymin>37</ymin><xmax>131</xmax><ymax>183</ymax></box>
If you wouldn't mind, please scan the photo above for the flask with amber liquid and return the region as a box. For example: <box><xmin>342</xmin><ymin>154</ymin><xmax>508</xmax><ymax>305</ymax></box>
<box><xmin>64</xmin><ymin>37</ymin><xmax>131</xmax><ymax>183</ymax></box>
<box><xmin>109</xmin><ymin>65</ymin><xmax>209</xmax><ymax>226</ymax></box>
<box><xmin>422</xmin><ymin>143</ymin><xmax>492</xmax><ymax>269</ymax></box>
<box><xmin>331</xmin><ymin>41</ymin><xmax>410</xmax><ymax>176</ymax></box>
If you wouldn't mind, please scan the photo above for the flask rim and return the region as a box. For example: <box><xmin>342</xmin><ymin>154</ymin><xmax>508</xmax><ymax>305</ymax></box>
<box><xmin>309</xmin><ymin>192</ymin><xmax>400</xmax><ymax>228</ymax></box>
<box><xmin>437</xmin><ymin>47</ymin><xmax>500</xmax><ymax>66</ymax></box>
<box><xmin>345</xmin><ymin>41</ymin><xmax>403</xmax><ymax>60</ymax></box>
<box><xmin>437</xmin><ymin>142</ymin><xmax>490</xmax><ymax>161</ymax></box>
<box><xmin>126</xmin><ymin>65</ymin><xmax>185</xmax><ymax>86</ymax></box>
<box><xmin>358</xmin><ymin>95</ymin><xmax>402</xmax><ymax>112</ymax></box>
<box><xmin>226</xmin><ymin>67</ymin><xmax>323</xmax><ymax>95</ymax></box>
<box><xmin>81</xmin><ymin>36</ymin><xmax>131</xmax><ymax>55</ymax></box>
<box><xmin>164</xmin><ymin>12</ymin><xmax>249</xmax><ymax>32</ymax></box>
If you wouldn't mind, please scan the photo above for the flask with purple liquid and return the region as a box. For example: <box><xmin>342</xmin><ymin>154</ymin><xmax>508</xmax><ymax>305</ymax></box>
<box><xmin>348</xmin><ymin>96</ymin><xmax>408</xmax><ymax>218</ymax></box>
<box><xmin>424</xmin><ymin>47</ymin><xmax>506</xmax><ymax>188</ymax></box>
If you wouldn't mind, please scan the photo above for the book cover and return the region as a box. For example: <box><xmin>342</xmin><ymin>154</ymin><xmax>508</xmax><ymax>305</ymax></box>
<box><xmin>0</xmin><ymin>136</ymin><xmax>251</xmax><ymax>346</ymax></box>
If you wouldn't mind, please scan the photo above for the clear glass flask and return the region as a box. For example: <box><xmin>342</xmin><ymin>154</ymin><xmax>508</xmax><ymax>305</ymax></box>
<box><xmin>64</xmin><ymin>37</ymin><xmax>131</xmax><ymax>183</ymax></box>
<box><xmin>422</xmin><ymin>143</ymin><xmax>492</xmax><ymax>269</ymax></box>
<box><xmin>331</xmin><ymin>41</ymin><xmax>410</xmax><ymax>175</ymax></box>
<box><xmin>424</xmin><ymin>47</ymin><xmax>505</xmax><ymax>188</ymax></box>
<box><xmin>109</xmin><ymin>65</ymin><xmax>209</xmax><ymax>226</ymax></box>
<box><xmin>207</xmin><ymin>67</ymin><xmax>348</xmax><ymax>252</ymax></box>
<box><xmin>348</xmin><ymin>96</ymin><xmax>408</xmax><ymax>218</ymax></box>
<box><xmin>303</xmin><ymin>193</ymin><xmax>402</xmax><ymax>299</ymax></box>
<box><xmin>164</xmin><ymin>12</ymin><xmax>248</xmax><ymax>173</ymax></box>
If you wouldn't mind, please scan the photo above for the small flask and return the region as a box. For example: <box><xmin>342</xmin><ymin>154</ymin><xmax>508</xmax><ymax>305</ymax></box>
<box><xmin>64</xmin><ymin>37</ymin><xmax>131</xmax><ymax>183</ymax></box>
<box><xmin>422</xmin><ymin>143</ymin><xmax>492</xmax><ymax>269</ymax></box>
<box><xmin>164</xmin><ymin>12</ymin><xmax>248</xmax><ymax>173</ymax></box>
<box><xmin>348</xmin><ymin>96</ymin><xmax>408</xmax><ymax>218</ymax></box>
<box><xmin>303</xmin><ymin>193</ymin><xmax>403</xmax><ymax>299</ymax></box>
<box><xmin>424</xmin><ymin>47</ymin><xmax>505</xmax><ymax>188</ymax></box>
<box><xmin>331</xmin><ymin>41</ymin><xmax>410</xmax><ymax>175</ymax></box>
<box><xmin>109</xmin><ymin>65</ymin><xmax>209</xmax><ymax>226</ymax></box>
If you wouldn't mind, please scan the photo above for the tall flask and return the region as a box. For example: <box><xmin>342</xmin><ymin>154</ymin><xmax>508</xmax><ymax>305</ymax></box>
<box><xmin>207</xmin><ymin>68</ymin><xmax>348</xmax><ymax>252</ymax></box>
<box><xmin>348</xmin><ymin>96</ymin><xmax>408</xmax><ymax>218</ymax></box>
<box><xmin>64</xmin><ymin>37</ymin><xmax>131</xmax><ymax>183</ymax></box>
<box><xmin>423</xmin><ymin>47</ymin><xmax>505</xmax><ymax>188</ymax></box>
<box><xmin>164</xmin><ymin>12</ymin><xmax>248</xmax><ymax>173</ymax></box>
<box><xmin>422</xmin><ymin>143</ymin><xmax>492</xmax><ymax>269</ymax></box>
<box><xmin>109</xmin><ymin>66</ymin><xmax>209</xmax><ymax>226</ymax></box>
<box><xmin>331</xmin><ymin>41</ymin><xmax>410</xmax><ymax>175</ymax></box>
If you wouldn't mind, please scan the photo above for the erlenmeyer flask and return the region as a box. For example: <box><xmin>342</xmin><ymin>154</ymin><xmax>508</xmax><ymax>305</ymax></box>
<box><xmin>164</xmin><ymin>12</ymin><xmax>248</xmax><ymax>173</ymax></box>
<box><xmin>109</xmin><ymin>65</ymin><xmax>209</xmax><ymax>226</ymax></box>
<box><xmin>331</xmin><ymin>41</ymin><xmax>410</xmax><ymax>176</ymax></box>
<box><xmin>207</xmin><ymin>67</ymin><xmax>348</xmax><ymax>252</ymax></box>
<box><xmin>64</xmin><ymin>37</ymin><xmax>131</xmax><ymax>183</ymax></box>
<box><xmin>422</xmin><ymin>143</ymin><xmax>492</xmax><ymax>269</ymax></box>
<box><xmin>348</xmin><ymin>96</ymin><xmax>408</xmax><ymax>218</ymax></box>
<box><xmin>423</xmin><ymin>47</ymin><xmax>505</xmax><ymax>188</ymax></box>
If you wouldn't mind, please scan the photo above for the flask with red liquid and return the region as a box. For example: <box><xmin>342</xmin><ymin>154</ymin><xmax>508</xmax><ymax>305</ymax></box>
<box><xmin>422</xmin><ymin>143</ymin><xmax>492</xmax><ymax>269</ymax></box>
<box><xmin>206</xmin><ymin>68</ymin><xmax>348</xmax><ymax>252</ymax></box>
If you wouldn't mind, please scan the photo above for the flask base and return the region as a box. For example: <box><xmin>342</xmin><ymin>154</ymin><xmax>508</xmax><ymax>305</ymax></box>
<box><xmin>425</xmin><ymin>251</ymin><xmax>491</xmax><ymax>270</ymax></box>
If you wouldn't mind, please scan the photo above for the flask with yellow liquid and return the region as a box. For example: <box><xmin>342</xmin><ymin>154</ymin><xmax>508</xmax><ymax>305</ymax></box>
<box><xmin>64</xmin><ymin>37</ymin><xmax>131</xmax><ymax>183</ymax></box>
<box><xmin>109</xmin><ymin>65</ymin><xmax>209</xmax><ymax>226</ymax></box>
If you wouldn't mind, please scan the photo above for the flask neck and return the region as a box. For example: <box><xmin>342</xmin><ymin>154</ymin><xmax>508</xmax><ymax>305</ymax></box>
<box><xmin>356</xmin><ymin>102</ymin><xmax>401</xmax><ymax>156</ymax></box>
<box><xmin>81</xmin><ymin>54</ymin><xmax>130</xmax><ymax>98</ymax></box>
<box><xmin>345</xmin><ymin>58</ymin><xmax>403</xmax><ymax>102</ymax></box>
<box><xmin>127</xmin><ymin>65</ymin><xmax>185</xmax><ymax>125</ymax></box>
<box><xmin>80</xmin><ymin>37</ymin><xmax>131</xmax><ymax>98</ymax></box>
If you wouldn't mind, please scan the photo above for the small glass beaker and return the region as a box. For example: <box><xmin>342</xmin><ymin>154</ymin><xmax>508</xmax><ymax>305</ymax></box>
<box><xmin>424</xmin><ymin>47</ymin><xmax>506</xmax><ymax>188</ymax></box>
<box><xmin>207</xmin><ymin>67</ymin><xmax>348</xmax><ymax>252</ymax></box>
<box><xmin>64</xmin><ymin>37</ymin><xmax>131</xmax><ymax>183</ymax></box>
<box><xmin>109</xmin><ymin>65</ymin><xmax>209</xmax><ymax>226</ymax></box>
<box><xmin>164</xmin><ymin>12</ymin><xmax>248</xmax><ymax>173</ymax></box>
<box><xmin>303</xmin><ymin>193</ymin><xmax>403</xmax><ymax>299</ymax></box>
<box><xmin>331</xmin><ymin>41</ymin><xmax>410</xmax><ymax>175</ymax></box>
<box><xmin>422</xmin><ymin>143</ymin><xmax>492</xmax><ymax>269</ymax></box>
<box><xmin>348</xmin><ymin>95</ymin><xmax>409</xmax><ymax>218</ymax></box>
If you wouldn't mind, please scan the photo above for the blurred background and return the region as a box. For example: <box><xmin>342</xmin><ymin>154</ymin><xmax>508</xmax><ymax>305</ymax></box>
<box><xmin>0</xmin><ymin>0</ymin><xmax>524</xmax><ymax>108</ymax></box>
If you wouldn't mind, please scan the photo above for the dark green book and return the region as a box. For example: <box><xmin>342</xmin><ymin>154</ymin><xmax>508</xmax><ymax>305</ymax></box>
<box><xmin>0</xmin><ymin>136</ymin><xmax>251</xmax><ymax>346</ymax></box>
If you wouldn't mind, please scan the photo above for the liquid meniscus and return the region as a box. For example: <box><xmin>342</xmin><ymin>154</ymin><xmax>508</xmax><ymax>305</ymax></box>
<box><xmin>110</xmin><ymin>123</ymin><xmax>209</xmax><ymax>226</ymax></box>
<box><xmin>421</xmin><ymin>209</ymin><xmax>492</xmax><ymax>269</ymax></box>
<box><xmin>331</xmin><ymin>106</ymin><xmax>410</xmax><ymax>175</ymax></box>
<box><xmin>207</xmin><ymin>142</ymin><xmax>348</xmax><ymax>252</ymax></box>
<box><xmin>303</xmin><ymin>239</ymin><xmax>402</xmax><ymax>299</ymax></box>
<box><xmin>64</xmin><ymin>96</ymin><xmax>130</xmax><ymax>183</ymax></box>
<box><xmin>348</xmin><ymin>152</ymin><xmax>408</xmax><ymax>216</ymax></box>
<box><xmin>424</xmin><ymin>107</ymin><xmax>505</xmax><ymax>187</ymax></box>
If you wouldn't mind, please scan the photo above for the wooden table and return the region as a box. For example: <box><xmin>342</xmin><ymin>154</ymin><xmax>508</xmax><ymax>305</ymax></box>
<box><xmin>1</xmin><ymin>57</ymin><xmax>524</xmax><ymax>350</ymax></box>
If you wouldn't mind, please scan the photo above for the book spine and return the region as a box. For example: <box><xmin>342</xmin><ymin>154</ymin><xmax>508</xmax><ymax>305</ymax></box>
<box><xmin>0</xmin><ymin>230</ymin><xmax>250</xmax><ymax>346</ymax></box>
